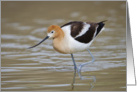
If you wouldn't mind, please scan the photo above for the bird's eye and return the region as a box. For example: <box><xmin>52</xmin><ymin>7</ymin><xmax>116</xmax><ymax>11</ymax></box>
<box><xmin>51</xmin><ymin>31</ymin><xmax>54</xmax><ymax>33</ymax></box>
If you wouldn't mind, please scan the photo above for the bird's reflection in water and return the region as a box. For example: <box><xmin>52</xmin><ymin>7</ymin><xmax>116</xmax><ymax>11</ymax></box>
<box><xmin>71</xmin><ymin>70</ymin><xmax>96</xmax><ymax>91</ymax></box>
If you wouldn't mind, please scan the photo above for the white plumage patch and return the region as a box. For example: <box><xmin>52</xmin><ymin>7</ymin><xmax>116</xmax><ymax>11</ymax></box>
<box><xmin>75</xmin><ymin>23</ymin><xmax>90</xmax><ymax>38</ymax></box>
<box><xmin>93</xmin><ymin>25</ymin><xmax>98</xmax><ymax>38</ymax></box>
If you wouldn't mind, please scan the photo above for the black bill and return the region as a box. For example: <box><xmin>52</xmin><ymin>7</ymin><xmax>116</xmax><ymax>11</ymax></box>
<box><xmin>28</xmin><ymin>36</ymin><xmax>49</xmax><ymax>49</ymax></box>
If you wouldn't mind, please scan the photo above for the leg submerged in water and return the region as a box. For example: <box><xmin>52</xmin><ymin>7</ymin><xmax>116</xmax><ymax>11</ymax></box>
<box><xmin>78</xmin><ymin>49</ymin><xmax>95</xmax><ymax>74</ymax></box>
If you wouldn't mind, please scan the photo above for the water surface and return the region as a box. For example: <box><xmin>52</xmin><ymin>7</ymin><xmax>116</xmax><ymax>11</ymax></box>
<box><xmin>1</xmin><ymin>1</ymin><xmax>126</xmax><ymax>91</ymax></box>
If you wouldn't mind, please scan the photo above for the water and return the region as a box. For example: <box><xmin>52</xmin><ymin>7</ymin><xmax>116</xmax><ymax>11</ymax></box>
<box><xmin>1</xmin><ymin>1</ymin><xmax>126</xmax><ymax>91</ymax></box>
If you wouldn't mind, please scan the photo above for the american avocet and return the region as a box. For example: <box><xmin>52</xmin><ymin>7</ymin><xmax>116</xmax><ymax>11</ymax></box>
<box><xmin>29</xmin><ymin>20</ymin><xmax>106</xmax><ymax>73</ymax></box>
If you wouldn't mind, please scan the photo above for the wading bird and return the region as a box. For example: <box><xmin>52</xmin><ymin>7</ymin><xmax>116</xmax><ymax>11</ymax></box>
<box><xmin>29</xmin><ymin>20</ymin><xmax>106</xmax><ymax>73</ymax></box>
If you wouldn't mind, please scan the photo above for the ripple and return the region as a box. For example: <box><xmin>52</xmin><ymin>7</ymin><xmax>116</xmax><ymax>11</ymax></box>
<box><xmin>42</xmin><ymin>84</ymin><xmax>70</xmax><ymax>87</ymax></box>
<box><xmin>31</xmin><ymin>27</ymin><xmax>47</xmax><ymax>34</ymax></box>
<box><xmin>2</xmin><ymin>87</ymin><xmax>26</xmax><ymax>90</ymax></box>
<box><xmin>70</xmin><ymin>12</ymin><xmax>80</xmax><ymax>17</ymax></box>
<box><xmin>6</xmin><ymin>23</ymin><xmax>33</xmax><ymax>31</ymax></box>
<box><xmin>1</xmin><ymin>43</ymin><xmax>29</xmax><ymax>49</ymax></box>
<box><xmin>1</xmin><ymin>34</ymin><xmax>41</xmax><ymax>41</ymax></box>
<box><xmin>1</xmin><ymin>69</ymin><xmax>22</xmax><ymax>72</ymax></box>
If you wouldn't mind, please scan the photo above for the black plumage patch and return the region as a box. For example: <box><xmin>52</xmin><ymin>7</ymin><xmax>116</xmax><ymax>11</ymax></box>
<box><xmin>95</xmin><ymin>21</ymin><xmax>105</xmax><ymax>37</ymax></box>
<box><xmin>61</xmin><ymin>21</ymin><xmax>84</xmax><ymax>37</ymax></box>
<box><xmin>75</xmin><ymin>23</ymin><xmax>97</xmax><ymax>43</ymax></box>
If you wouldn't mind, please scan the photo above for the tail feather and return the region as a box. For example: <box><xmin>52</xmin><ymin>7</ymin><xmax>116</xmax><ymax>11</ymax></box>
<box><xmin>95</xmin><ymin>20</ymin><xmax>107</xmax><ymax>36</ymax></box>
<box><xmin>97</xmin><ymin>20</ymin><xmax>107</xmax><ymax>24</ymax></box>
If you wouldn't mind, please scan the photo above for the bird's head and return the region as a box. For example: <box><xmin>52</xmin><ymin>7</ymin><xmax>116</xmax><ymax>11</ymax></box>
<box><xmin>28</xmin><ymin>25</ymin><xmax>64</xmax><ymax>49</ymax></box>
<box><xmin>47</xmin><ymin>25</ymin><xmax>62</xmax><ymax>39</ymax></box>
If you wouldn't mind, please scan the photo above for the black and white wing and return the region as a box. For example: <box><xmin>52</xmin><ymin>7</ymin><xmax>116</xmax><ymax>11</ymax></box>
<box><xmin>61</xmin><ymin>21</ymin><xmax>106</xmax><ymax>44</ymax></box>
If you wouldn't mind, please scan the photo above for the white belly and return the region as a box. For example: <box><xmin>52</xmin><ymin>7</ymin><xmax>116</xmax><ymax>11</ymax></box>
<box><xmin>63</xmin><ymin>36</ymin><xmax>92</xmax><ymax>53</ymax></box>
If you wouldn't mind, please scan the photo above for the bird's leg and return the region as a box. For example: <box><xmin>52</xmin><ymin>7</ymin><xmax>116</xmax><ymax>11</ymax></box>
<box><xmin>78</xmin><ymin>49</ymin><xmax>95</xmax><ymax>74</ymax></box>
<box><xmin>71</xmin><ymin>54</ymin><xmax>78</xmax><ymax>71</ymax></box>
<box><xmin>71</xmin><ymin>69</ymin><xmax>76</xmax><ymax>90</ymax></box>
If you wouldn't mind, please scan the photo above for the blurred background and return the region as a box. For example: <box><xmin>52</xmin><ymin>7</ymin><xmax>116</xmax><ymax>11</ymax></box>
<box><xmin>1</xmin><ymin>1</ymin><xmax>126</xmax><ymax>91</ymax></box>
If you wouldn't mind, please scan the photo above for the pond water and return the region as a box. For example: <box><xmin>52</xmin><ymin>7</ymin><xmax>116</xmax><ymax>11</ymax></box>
<box><xmin>1</xmin><ymin>1</ymin><xmax>126</xmax><ymax>91</ymax></box>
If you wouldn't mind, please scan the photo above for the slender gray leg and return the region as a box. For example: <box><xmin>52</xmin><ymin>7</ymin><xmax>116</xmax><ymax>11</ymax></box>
<box><xmin>71</xmin><ymin>69</ymin><xmax>76</xmax><ymax>90</ymax></box>
<box><xmin>71</xmin><ymin>54</ymin><xmax>77</xmax><ymax>70</ymax></box>
<box><xmin>78</xmin><ymin>49</ymin><xmax>95</xmax><ymax>74</ymax></box>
